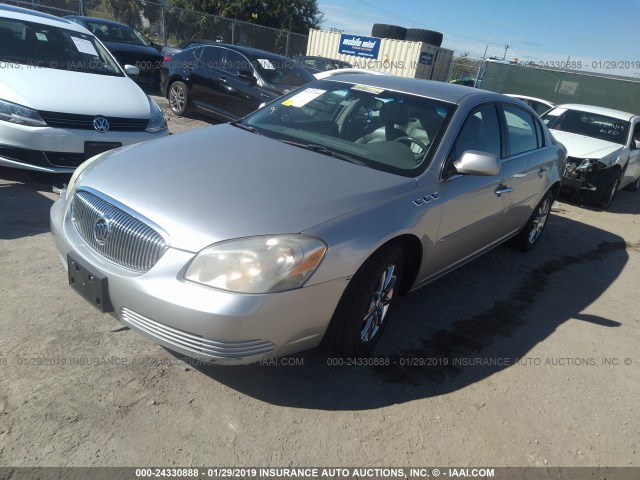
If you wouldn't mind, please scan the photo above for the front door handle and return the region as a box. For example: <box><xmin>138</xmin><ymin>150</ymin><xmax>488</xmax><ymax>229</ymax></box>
<box><xmin>495</xmin><ymin>186</ymin><xmax>513</xmax><ymax>196</ymax></box>
<box><xmin>538</xmin><ymin>168</ymin><xmax>547</xmax><ymax>177</ymax></box>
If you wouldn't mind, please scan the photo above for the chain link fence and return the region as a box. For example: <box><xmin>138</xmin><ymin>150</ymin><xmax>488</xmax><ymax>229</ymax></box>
<box><xmin>446</xmin><ymin>60</ymin><xmax>483</xmax><ymax>85</ymax></box>
<box><xmin>2</xmin><ymin>0</ymin><xmax>309</xmax><ymax>57</ymax></box>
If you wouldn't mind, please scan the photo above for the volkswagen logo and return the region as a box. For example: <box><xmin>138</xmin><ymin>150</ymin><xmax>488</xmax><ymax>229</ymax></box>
<box><xmin>93</xmin><ymin>216</ymin><xmax>112</xmax><ymax>245</ymax></box>
<box><xmin>93</xmin><ymin>116</ymin><xmax>110</xmax><ymax>133</ymax></box>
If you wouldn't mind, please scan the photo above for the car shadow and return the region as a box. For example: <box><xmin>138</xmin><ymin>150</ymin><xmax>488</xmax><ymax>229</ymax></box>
<box><xmin>181</xmin><ymin>214</ymin><xmax>631</xmax><ymax>410</ymax></box>
<box><xmin>0</xmin><ymin>167</ymin><xmax>69</xmax><ymax>240</ymax></box>
<box><xmin>558</xmin><ymin>188</ymin><xmax>640</xmax><ymax>215</ymax></box>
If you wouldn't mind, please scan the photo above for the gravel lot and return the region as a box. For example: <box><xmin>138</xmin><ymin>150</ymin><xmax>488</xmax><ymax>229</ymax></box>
<box><xmin>0</xmin><ymin>98</ymin><xmax>639</xmax><ymax>468</ymax></box>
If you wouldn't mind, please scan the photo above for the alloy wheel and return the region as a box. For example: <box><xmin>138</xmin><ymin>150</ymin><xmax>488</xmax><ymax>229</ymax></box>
<box><xmin>360</xmin><ymin>264</ymin><xmax>397</xmax><ymax>343</ymax></box>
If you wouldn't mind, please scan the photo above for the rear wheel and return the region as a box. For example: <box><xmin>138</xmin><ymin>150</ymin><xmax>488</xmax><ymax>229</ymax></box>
<box><xmin>507</xmin><ymin>190</ymin><xmax>553</xmax><ymax>252</ymax></box>
<box><xmin>325</xmin><ymin>244</ymin><xmax>404</xmax><ymax>356</ymax></box>
<box><xmin>168</xmin><ymin>80</ymin><xmax>190</xmax><ymax>116</ymax></box>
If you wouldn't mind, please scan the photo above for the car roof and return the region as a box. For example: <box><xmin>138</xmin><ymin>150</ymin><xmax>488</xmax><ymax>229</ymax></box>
<box><xmin>555</xmin><ymin>104</ymin><xmax>637</xmax><ymax>121</ymax></box>
<box><xmin>65</xmin><ymin>15</ymin><xmax>132</xmax><ymax>29</ymax></box>
<box><xmin>0</xmin><ymin>4</ymin><xmax>88</xmax><ymax>33</ymax></box>
<box><xmin>322</xmin><ymin>74</ymin><xmax>509</xmax><ymax>105</ymax></box>
<box><xmin>505</xmin><ymin>94</ymin><xmax>555</xmax><ymax>105</ymax></box>
<box><xmin>202</xmin><ymin>43</ymin><xmax>292</xmax><ymax>61</ymax></box>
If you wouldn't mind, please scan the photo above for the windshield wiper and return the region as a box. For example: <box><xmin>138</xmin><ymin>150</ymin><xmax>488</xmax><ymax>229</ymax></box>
<box><xmin>278</xmin><ymin>140</ymin><xmax>367</xmax><ymax>166</ymax></box>
<box><xmin>230</xmin><ymin>121</ymin><xmax>261</xmax><ymax>135</ymax></box>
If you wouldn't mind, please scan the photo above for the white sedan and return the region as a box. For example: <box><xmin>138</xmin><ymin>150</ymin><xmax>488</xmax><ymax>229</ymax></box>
<box><xmin>0</xmin><ymin>5</ymin><xmax>168</xmax><ymax>173</ymax></box>
<box><xmin>541</xmin><ymin>104</ymin><xmax>640</xmax><ymax>208</ymax></box>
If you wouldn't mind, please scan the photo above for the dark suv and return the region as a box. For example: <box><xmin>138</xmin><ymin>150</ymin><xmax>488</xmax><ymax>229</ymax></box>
<box><xmin>161</xmin><ymin>44</ymin><xmax>314</xmax><ymax>120</ymax></box>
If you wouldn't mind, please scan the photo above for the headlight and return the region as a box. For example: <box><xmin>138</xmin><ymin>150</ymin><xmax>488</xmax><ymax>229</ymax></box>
<box><xmin>146</xmin><ymin>98</ymin><xmax>167</xmax><ymax>132</ymax></box>
<box><xmin>0</xmin><ymin>98</ymin><xmax>46</xmax><ymax>127</ymax></box>
<box><xmin>66</xmin><ymin>150</ymin><xmax>111</xmax><ymax>200</ymax></box>
<box><xmin>185</xmin><ymin>235</ymin><xmax>327</xmax><ymax>294</ymax></box>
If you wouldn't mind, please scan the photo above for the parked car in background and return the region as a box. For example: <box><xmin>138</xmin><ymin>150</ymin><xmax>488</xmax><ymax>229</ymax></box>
<box><xmin>161</xmin><ymin>44</ymin><xmax>314</xmax><ymax>120</ymax></box>
<box><xmin>51</xmin><ymin>75</ymin><xmax>564</xmax><ymax>363</ymax></box>
<box><xmin>541</xmin><ymin>104</ymin><xmax>640</xmax><ymax>208</ymax></box>
<box><xmin>294</xmin><ymin>55</ymin><xmax>353</xmax><ymax>74</ymax></box>
<box><xmin>160</xmin><ymin>38</ymin><xmax>222</xmax><ymax>56</ymax></box>
<box><xmin>0</xmin><ymin>5</ymin><xmax>167</xmax><ymax>173</ymax></box>
<box><xmin>506</xmin><ymin>94</ymin><xmax>555</xmax><ymax>116</ymax></box>
<box><xmin>313</xmin><ymin>67</ymin><xmax>385</xmax><ymax>80</ymax></box>
<box><xmin>66</xmin><ymin>15</ymin><xmax>163</xmax><ymax>88</ymax></box>
<box><xmin>449</xmin><ymin>76</ymin><xmax>476</xmax><ymax>87</ymax></box>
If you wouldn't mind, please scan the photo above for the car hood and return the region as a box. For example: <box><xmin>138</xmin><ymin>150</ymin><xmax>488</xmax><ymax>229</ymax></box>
<box><xmin>78</xmin><ymin>124</ymin><xmax>416</xmax><ymax>252</ymax></box>
<box><xmin>551</xmin><ymin>130</ymin><xmax>622</xmax><ymax>160</ymax></box>
<box><xmin>0</xmin><ymin>67</ymin><xmax>151</xmax><ymax>117</ymax></box>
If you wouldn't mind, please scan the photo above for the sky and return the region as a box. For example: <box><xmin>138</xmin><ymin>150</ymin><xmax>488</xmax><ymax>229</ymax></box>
<box><xmin>318</xmin><ymin>0</ymin><xmax>640</xmax><ymax>78</ymax></box>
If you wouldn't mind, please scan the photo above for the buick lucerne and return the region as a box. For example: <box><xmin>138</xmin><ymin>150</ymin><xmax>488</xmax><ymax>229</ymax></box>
<box><xmin>51</xmin><ymin>75</ymin><xmax>565</xmax><ymax>363</ymax></box>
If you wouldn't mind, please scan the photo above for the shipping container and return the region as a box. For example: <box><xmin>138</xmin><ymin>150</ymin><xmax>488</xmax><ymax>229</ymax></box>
<box><xmin>306</xmin><ymin>29</ymin><xmax>453</xmax><ymax>82</ymax></box>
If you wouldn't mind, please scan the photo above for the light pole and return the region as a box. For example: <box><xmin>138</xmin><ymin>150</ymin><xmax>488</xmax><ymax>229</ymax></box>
<box><xmin>503</xmin><ymin>44</ymin><xmax>510</xmax><ymax>60</ymax></box>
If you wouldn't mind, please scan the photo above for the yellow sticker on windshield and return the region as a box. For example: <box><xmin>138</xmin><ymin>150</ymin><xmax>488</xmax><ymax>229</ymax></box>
<box><xmin>281</xmin><ymin>88</ymin><xmax>326</xmax><ymax>107</ymax></box>
<box><xmin>351</xmin><ymin>84</ymin><xmax>385</xmax><ymax>94</ymax></box>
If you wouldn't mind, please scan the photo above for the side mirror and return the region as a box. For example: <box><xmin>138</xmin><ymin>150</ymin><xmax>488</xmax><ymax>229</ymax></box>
<box><xmin>454</xmin><ymin>151</ymin><xmax>501</xmax><ymax>176</ymax></box>
<box><xmin>124</xmin><ymin>64</ymin><xmax>140</xmax><ymax>76</ymax></box>
<box><xmin>633</xmin><ymin>139</ymin><xmax>640</xmax><ymax>150</ymax></box>
<box><xmin>237</xmin><ymin>69</ymin><xmax>257</xmax><ymax>84</ymax></box>
<box><xmin>258</xmin><ymin>102</ymin><xmax>267</xmax><ymax>109</ymax></box>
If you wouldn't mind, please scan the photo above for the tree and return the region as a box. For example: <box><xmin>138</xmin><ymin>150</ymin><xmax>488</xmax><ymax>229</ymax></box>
<box><xmin>169</xmin><ymin>0</ymin><xmax>323</xmax><ymax>35</ymax></box>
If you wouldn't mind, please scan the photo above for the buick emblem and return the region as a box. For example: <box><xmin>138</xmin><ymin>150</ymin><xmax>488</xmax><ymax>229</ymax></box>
<box><xmin>93</xmin><ymin>116</ymin><xmax>110</xmax><ymax>133</ymax></box>
<box><xmin>93</xmin><ymin>216</ymin><xmax>112</xmax><ymax>245</ymax></box>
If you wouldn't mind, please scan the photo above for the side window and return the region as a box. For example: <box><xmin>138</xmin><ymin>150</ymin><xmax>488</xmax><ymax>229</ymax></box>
<box><xmin>224</xmin><ymin>50</ymin><xmax>253</xmax><ymax>75</ymax></box>
<box><xmin>200</xmin><ymin>47</ymin><xmax>224</xmax><ymax>69</ymax></box>
<box><xmin>450</xmin><ymin>104</ymin><xmax>501</xmax><ymax>161</ymax></box>
<box><xmin>502</xmin><ymin>105</ymin><xmax>539</xmax><ymax>156</ymax></box>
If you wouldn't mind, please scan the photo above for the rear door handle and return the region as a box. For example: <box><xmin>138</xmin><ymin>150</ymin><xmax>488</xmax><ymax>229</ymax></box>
<box><xmin>495</xmin><ymin>186</ymin><xmax>513</xmax><ymax>196</ymax></box>
<box><xmin>219</xmin><ymin>77</ymin><xmax>227</xmax><ymax>83</ymax></box>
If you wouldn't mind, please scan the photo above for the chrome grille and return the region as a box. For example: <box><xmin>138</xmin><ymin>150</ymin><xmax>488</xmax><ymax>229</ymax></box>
<box><xmin>120</xmin><ymin>308</ymin><xmax>276</xmax><ymax>359</ymax></box>
<box><xmin>72</xmin><ymin>190</ymin><xmax>168</xmax><ymax>272</ymax></box>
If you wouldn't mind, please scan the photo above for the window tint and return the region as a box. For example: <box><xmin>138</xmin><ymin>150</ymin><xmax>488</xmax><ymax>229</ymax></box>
<box><xmin>451</xmin><ymin>105</ymin><xmax>501</xmax><ymax>160</ymax></box>
<box><xmin>200</xmin><ymin>46</ymin><xmax>224</xmax><ymax>68</ymax></box>
<box><xmin>224</xmin><ymin>50</ymin><xmax>253</xmax><ymax>74</ymax></box>
<box><xmin>502</xmin><ymin>106</ymin><xmax>538</xmax><ymax>156</ymax></box>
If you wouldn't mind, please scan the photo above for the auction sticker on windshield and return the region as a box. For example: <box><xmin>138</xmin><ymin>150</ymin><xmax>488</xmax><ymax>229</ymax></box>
<box><xmin>351</xmin><ymin>84</ymin><xmax>385</xmax><ymax>94</ymax></box>
<box><xmin>281</xmin><ymin>88</ymin><xmax>326</xmax><ymax>107</ymax></box>
<box><xmin>71</xmin><ymin>36</ymin><xmax>99</xmax><ymax>57</ymax></box>
<box><xmin>258</xmin><ymin>59</ymin><xmax>275</xmax><ymax>70</ymax></box>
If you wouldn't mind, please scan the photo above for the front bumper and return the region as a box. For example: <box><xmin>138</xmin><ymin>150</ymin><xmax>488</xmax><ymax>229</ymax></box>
<box><xmin>50</xmin><ymin>195</ymin><xmax>348</xmax><ymax>364</ymax></box>
<box><xmin>0</xmin><ymin>122</ymin><xmax>167</xmax><ymax>173</ymax></box>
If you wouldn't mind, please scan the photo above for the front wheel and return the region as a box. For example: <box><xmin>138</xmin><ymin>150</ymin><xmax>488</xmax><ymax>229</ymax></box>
<box><xmin>624</xmin><ymin>175</ymin><xmax>640</xmax><ymax>192</ymax></box>
<box><xmin>507</xmin><ymin>190</ymin><xmax>553</xmax><ymax>252</ymax></box>
<box><xmin>168</xmin><ymin>80</ymin><xmax>190</xmax><ymax>116</ymax></box>
<box><xmin>325</xmin><ymin>244</ymin><xmax>404</xmax><ymax>356</ymax></box>
<box><xmin>598</xmin><ymin>169</ymin><xmax>621</xmax><ymax>209</ymax></box>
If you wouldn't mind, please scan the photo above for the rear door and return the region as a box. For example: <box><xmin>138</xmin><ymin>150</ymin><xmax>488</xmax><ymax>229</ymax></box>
<box><xmin>189</xmin><ymin>46</ymin><xmax>232</xmax><ymax>117</ymax></box>
<box><xmin>498</xmin><ymin>104</ymin><xmax>551</xmax><ymax>228</ymax></box>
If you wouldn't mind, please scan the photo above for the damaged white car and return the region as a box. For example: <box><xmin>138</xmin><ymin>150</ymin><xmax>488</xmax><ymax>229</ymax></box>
<box><xmin>542</xmin><ymin>104</ymin><xmax>640</xmax><ymax>208</ymax></box>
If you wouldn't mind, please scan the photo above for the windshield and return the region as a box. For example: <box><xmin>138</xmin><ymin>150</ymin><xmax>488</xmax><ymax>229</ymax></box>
<box><xmin>242</xmin><ymin>80</ymin><xmax>456</xmax><ymax>176</ymax></box>
<box><xmin>0</xmin><ymin>17</ymin><xmax>123</xmax><ymax>76</ymax></box>
<box><xmin>252</xmin><ymin>57</ymin><xmax>314</xmax><ymax>88</ymax></box>
<box><xmin>542</xmin><ymin>108</ymin><xmax>629</xmax><ymax>145</ymax></box>
<box><xmin>85</xmin><ymin>20</ymin><xmax>147</xmax><ymax>46</ymax></box>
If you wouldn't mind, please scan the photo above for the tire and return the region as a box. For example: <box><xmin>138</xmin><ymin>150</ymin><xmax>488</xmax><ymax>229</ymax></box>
<box><xmin>597</xmin><ymin>168</ymin><xmax>621</xmax><ymax>209</ymax></box>
<box><xmin>405</xmin><ymin>28</ymin><xmax>443</xmax><ymax>46</ymax></box>
<box><xmin>507</xmin><ymin>190</ymin><xmax>554</xmax><ymax>252</ymax></box>
<box><xmin>624</xmin><ymin>175</ymin><xmax>640</xmax><ymax>192</ymax></box>
<box><xmin>371</xmin><ymin>24</ymin><xmax>407</xmax><ymax>40</ymax></box>
<box><xmin>168</xmin><ymin>80</ymin><xmax>190</xmax><ymax>116</ymax></box>
<box><xmin>325</xmin><ymin>244</ymin><xmax>404</xmax><ymax>357</ymax></box>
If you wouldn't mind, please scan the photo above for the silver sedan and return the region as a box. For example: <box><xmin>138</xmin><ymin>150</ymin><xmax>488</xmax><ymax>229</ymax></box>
<box><xmin>50</xmin><ymin>75</ymin><xmax>566</xmax><ymax>364</ymax></box>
